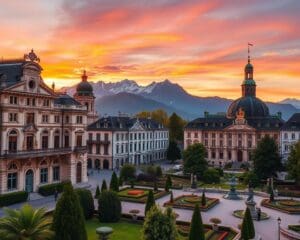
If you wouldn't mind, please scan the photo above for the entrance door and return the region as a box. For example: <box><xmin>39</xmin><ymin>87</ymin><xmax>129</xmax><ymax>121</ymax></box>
<box><xmin>76</xmin><ymin>162</ymin><xmax>82</xmax><ymax>183</ymax></box>
<box><xmin>237</xmin><ymin>150</ymin><xmax>243</xmax><ymax>162</ymax></box>
<box><xmin>87</xmin><ymin>159</ymin><xmax>92</xmax><ymax>169</ymax></box>
<box><xmin>25</xmin><ymin>170</ymin><xmax>34</xmax><ymax>192</ymax></box>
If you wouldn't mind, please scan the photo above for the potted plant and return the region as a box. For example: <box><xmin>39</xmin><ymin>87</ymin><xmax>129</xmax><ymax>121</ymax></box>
<box><xmin>210</xmin><ymin>217</ymin><xmax>221</xmax><ymax>231</ymax></box>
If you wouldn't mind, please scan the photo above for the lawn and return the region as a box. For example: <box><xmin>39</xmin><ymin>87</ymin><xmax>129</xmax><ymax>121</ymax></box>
<box><xmin>261</xmin><ymin>198</ymin><xmax>300</xmax><ymax>214</ymax></box>
<box><xmin>85</xmin><ymin>218</ymin><xmax>237</xmax><ymax>240</ymax></box>
<box><xmin>118</xmin><ymin>187</ymin><xmax>169</xmax><ymax>203</ymax></box>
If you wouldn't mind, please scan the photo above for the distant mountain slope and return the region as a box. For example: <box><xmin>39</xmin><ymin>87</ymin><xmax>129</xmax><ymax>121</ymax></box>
<box><xmin>279</xmin><ymin>98</ymin><xmax>300</xmax><ymax>109</ymax></box>
<box><xmin>95</xmin><ymin>92</ymin><xmax>195</xmax><ymax>119</ymax></box>
<box><xmin>63</xmin><ymin>79</ymin><xmax>299</xmax><ymax>120</ymax></box>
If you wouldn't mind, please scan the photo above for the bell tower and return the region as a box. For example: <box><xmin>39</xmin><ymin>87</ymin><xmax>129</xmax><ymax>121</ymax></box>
<box><xmin>242</xmin><ymin>44</ymin><xmax>256</xmax><ymax>97</ymax></box>
<box><xmin>73</xmin><ymin>70</ymin><xmax>98</xmax><ymax>124</ymax></box>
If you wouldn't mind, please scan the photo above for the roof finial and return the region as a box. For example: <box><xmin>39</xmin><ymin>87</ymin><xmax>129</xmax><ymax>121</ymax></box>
<box><xmin>52</xmin><ymin>82</ymin><xmax>55</xmax><ymax>91</ymax></box>
<box><xmin>81</xmin><ymin>69</ymin><xmax>88</xmax><ymax>82</ymax></box>
<box><xmin>248</xmin><ymin>43</ymin><xmax>253</xmax><ymax>63</ymax></box>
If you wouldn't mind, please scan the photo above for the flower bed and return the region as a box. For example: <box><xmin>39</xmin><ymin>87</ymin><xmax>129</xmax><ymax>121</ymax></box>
<box><xmin>164</xmin><ymin>194</ymin><xmax>220</xmax><ymax>211</ymax></box>
<box><xmin>118</xmin><ymin>187</ymin><xmax>169</xmax><ymax>203</ymax></box>
<box><xmin>261</xmin><ymin>198</ymin><xmax>300</xmax><ymax>214</ymax></box>
<box><xmin>288</xmin><ymin>225</ymin><xmax>300</xmax><ymax>233</ymax></box>
<box><xmin>134</xmin><ymin>175</ymin><xmax>190</xmax><ymax>189</ymax></box>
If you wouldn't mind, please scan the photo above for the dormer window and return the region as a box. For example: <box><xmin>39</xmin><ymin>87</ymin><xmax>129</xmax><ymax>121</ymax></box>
<box><xmin>28</xmin><ymin>80</ymin><xmax>36</xmax><ymax>89</ymax></box>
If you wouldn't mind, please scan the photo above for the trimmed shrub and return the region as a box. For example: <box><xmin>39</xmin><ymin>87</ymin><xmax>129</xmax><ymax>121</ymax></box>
<box><xmin>52</xmin><ymin>183</ymin><xmax>87</xmax><ymax>240</ymax></box>
<box><xmin>120</xmin><ymin>164</ymin><xmax>136</xmax><ymax>181</ymax></box>
<box><xmin>110</xmin><ymin>172</ymin><xmax>119</xmax><ymax>191</ymax></box>
<box><xmin>189</xmin><ymin>204</ymin><xmax>205</xmax><ymax>240</ymax></box>
<box><xmin>137</xmin><ymin>173</ymin><xmax>156</xmax><ymax>182</ymax></box>
<box><xmin>241</xmin><ymin>207</ymin><xmax>255</xmax><ymax>240</ymax></box>
<box><xmin>0</xmin><ymin>191</ymin><xmax>28</xmax><ymax>207</ymax></box>
<box><xmin>75</xmin><ymin>188</ymin><xmax>95</xmax><ymax>219</ymax></box>
<box><xmin>98</xmin><ymin>190</ymin><xmax>121</xmax><ymax>222</ymax></box>
<box><xmin>201</xmin><ymin>191</ymin><xmax>206</xmax><ymax>206</ymax></box>
<box><xmin>38</xmin><ymin>181</ymin><xmax>70</xmax><ymax>196</ymax></box>
<box><xmin>202</xmin><ymin>168</ymin><xmax>220</xmax><ymax>184</ymax></box>
<box><xmin>95</xmin><ymin>185</ymin><xmax>100</xmax><ymax>198</ymax></box>
<box><xmin>145</xmin><ymin>190</ymin><xmax>155</xmax><ymax>216</ymax></box>
<box><xmin>165</xmin><ymin>175</ymin><xmax>172</xmax><ymax>192</ymax></box>
<box><xmin>101</xmin><ymin>180</ymin><xmax>107</xmax><ymax>192</ymax></box>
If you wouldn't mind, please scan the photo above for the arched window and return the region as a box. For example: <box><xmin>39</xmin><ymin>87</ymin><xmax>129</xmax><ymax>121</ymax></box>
<box><xmin>8</xmin><ymin>130</ymin><xmax>18</xmax><ymax>152</ymax></box>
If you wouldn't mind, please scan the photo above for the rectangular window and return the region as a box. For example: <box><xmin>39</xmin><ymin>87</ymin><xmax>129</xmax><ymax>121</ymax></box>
<box><xmin>7</xmin><ymin>172</ymin><xmax>17</xmax><ymax>190</ymax></box>
<box><xmin>89</xmin><ymin>133</ymin><xmax>93</xmax><ymax>141</ymax></box>
<box><xmin>43</xmin><ymin>99</ymin><xmax>50</xmax><ymax>107</ymax></box>
<box><xmin>9</xmin><ymin>113</ymin><xmax>18</xmax><ymax>122</ymax></box>
<box><xmin>76</xmin><ymin>135</ymin><xmax>82</xmax><ymax>147</ymax></box>
<box><xmin>104</xmin><ymin>145</ymin><xmax>109</xmax><ymax>155</ymax></box>
<box><xmin>96</xmin><ymin>133</ymin><xmax>100</xmax><ymax>141</ymax></box>
<box><xmin>96</xmin><ymin>144</ymin><xmax>100</xmax><ymax>154</ymax></box>
<box><xmin>76</xmin><ymin>116</ymin><xmax>83</xmax><ymax>124</ymax></box>
<box><xmin>104</xmin><ymin>133</ymin><xmax>109</xmax><ymax>141</ymax></box>
<box><xmin>54</xmin><ymin>115</ymin><xmax>60</xmax><ymax>123</ymax></box>
<box><xmin>187</xmin><ymin>132</ymin><xmax>191</xmax><ymax>138</ymax></box>
<box><xmin>42</xmin><ymin>115</ymin><xmax>49</xmax><ymax>123</ymax></box>
<box><xmin>26</xmin><ymin>113</ymin><xmax>35</xmax><ymax>124</ymax></box>
<box><xmin>26</xmin><ymin>136</ymin><xmax>34</xmax><ymax>150</ymax></box>
<box><xmin>40</xmin><ymin>168</ymin><xmax>48</xmax><ymax>184</ymax></box>
<box><xmin>53</xmin><ymin>166</ymin><xmax>60</xmax><ymax>181</ymax></box>
<box><xmin>65</xmin><ymin>115</ymin><xmax>70</xmax><ymax>123</ymax></box>
<box><xmin>54</xmin><ymin>135</ymin><xmax>60</xmax><ymax>148</ymax></box>
<box><xmin>42</xmin><ymin>136</ymin><xmax>48</xmax><ymax>149</ymax></box>
<box><xmin>9</xmin><ymin>96</ymin><xmax>18</xmax><ymax>104</ymax></box>
<box><xmin>219</xmin><ymin>152</ymin><xmax>224</xmax><ymax>159</ymax></box>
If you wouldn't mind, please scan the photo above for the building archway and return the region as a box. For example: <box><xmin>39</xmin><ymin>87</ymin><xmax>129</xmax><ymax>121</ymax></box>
<box><xmin>95</xmin><ymin>159</ymin><xmax>100</xmax><ymax>169</ymax></box>
<box><xmin>87</xmin><ymin>158</ymin><xmax>92</xmax><ymax>169</ymax></box>
<box><xmin>237</xmin><ymin>150</ymin><xmax>243</xmax><ymax>162</ymax></box>
<box><xmin>76</xmin><ymin>162</ymin><xmax>82</xmax><ymax>183</ymax></box>
<box><xmin>25</xmin><ymin>169</ymin><xmax>34</xmax><ymax>192</ymax></box>
<box><xmin>103</xmin><ymin>159</ymin><xmax>109</xmax><ymax>169</ymax></box>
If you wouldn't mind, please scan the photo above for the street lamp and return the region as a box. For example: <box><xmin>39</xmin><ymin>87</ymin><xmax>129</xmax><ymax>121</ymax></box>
<box><xmin>277</xmin><ymin>217</ymin><xmax>281</xmax><ymax>240</ymax></box>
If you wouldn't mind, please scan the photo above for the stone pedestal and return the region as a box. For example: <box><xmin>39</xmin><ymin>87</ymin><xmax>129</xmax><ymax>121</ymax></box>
<box><xmin>245</xmin><ymin>200</ymin><xmax>257</xmax><ymax>219</ymax></box>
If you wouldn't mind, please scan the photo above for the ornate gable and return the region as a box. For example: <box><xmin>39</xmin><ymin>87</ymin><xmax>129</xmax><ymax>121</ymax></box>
<box><xmin>130</xmin><ymin>119</ymin><xmax>145</xmax><ymax>131</ymax></box>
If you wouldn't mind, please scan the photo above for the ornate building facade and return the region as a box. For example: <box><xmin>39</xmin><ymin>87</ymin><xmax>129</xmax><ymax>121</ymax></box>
<box><xmin>280</xmin><ymin>113</ymin><xmax>300</xmax><ymax>162</ymax></box>
<box><xmin>87</xmin><ymin>116</ymin><xmax>169</xmax><ymax>170</ymax></box>
<box><xmin>184</xmin><ymin>56</ymin><xmax>284</xmax><ymax>166</ymax></box>
<box><xmin>0</xmin><ymin>50</ymin><xmax>89</xmax><ymax>193</ymax></box>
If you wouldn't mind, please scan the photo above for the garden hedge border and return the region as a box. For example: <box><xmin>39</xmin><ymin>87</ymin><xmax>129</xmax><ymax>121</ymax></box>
<box><xmin>38</xmin><ymin>181</ymin><xmax>70</xmax><ymax>196</ymax></box>
<box><xmin>0</xmin><ymin>191</ymin><xmax>28</xmax><ymax>207</ymax></box>
<box><xmin>261</xmin><ymin>199</ymin><xmax>300</xmax><ymax>214</ymax></box>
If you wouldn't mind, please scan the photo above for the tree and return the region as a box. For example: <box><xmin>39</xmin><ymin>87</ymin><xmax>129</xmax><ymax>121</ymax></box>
<box><xmin>52</xmin><ymin>183</ymin><xmax>87</xmax><ymax>240</ymax></box>
<box><xmin>189</xmin><ymin>204</ymin><xmax>205</xmax><ymax>240</ymax></box>
<box><xmin>167</xmin><ymin>141</ymin><xmax>181</xmax><ymax>163</ymax></box>
<box><xmin>242</xmin><ymin>171</ymin><xmax>260</xmax><ymax>188</ymax></box>
<box><xmin>287</xmin><ymin>141</ymin><xmax>300</xmax><ymax>185</ymax></box>
<box><xmin>120</xmin><ymin>164</ymin><xmax>136</xmax><ymax>181</ymax></box>
<box><xmin>183</xmin><ymin>143</ymin><xmax>208</xmax><ymax>177</ymax></box>
<box><xmin>75</xmin><ymin>189</ymin><xmax>95</xmax><ymax>219</ymax></box>
<box><xmin>168</xmin><ymin>113</ymin><xmax>186</xmax><ymax>141</ymax></box>
<box><xmin>156</xmin><ymin>166</ymin><xmax>163</xmax><ymax>178</ymax></box>
<box><xmin>142</xmin><ymin>205</ymin><xmax>177</xmax><ymax>240</ymax></box>
<box><xmin>241</xmin><ymin>207</ymin><xmax>255</xmax><ymax>240</ymax></box>
<box><xmin>95</xmin><ymin>185</ymin><xmax>100</xmax><ymax>198</ymax></box>
<box><xmin>203</xmin><ymin>168</ymin><xmax>220</xmax><ymax>184</ymax></box>
<box><xmin>145</xmin><ymin>190</ymin><xmax>155</xmax><ymax>216</ymax></box>
<box><xmin>0</xmin><ymin>204</ymin><xmax>54</xmax><ymax>240</ymax></box>
<box><xmin>136</xmin><ymin>109</ymin><xmax>169</xmax><ymax>127</ymax></box>
<box><xmin>110</xmin><ymin>172</ymin><xmax>119</xmax><ymax>191</ymax></box>
<box><xmin>252</xmin><ymin>135</ymin><xmax>282</xmax><ymax>180</ymax></box>
<box><xmin>201</xmin><ymin>191</ymin><xmax>206</xmax><ymax>206</ymax></box>
<box><xmin>165</xmin><ymin>175</ymin><xmax>172</xmax><ymax>192</ymax></box>
<box><xmin>101</xmin><ymin>180</ymin><xmax>107</xmax><ymax>192</ymax></box>
<box><xmin>98</xmin><ymin>191</ymin><xmax>121</xmax><ymax>222</ymax></box>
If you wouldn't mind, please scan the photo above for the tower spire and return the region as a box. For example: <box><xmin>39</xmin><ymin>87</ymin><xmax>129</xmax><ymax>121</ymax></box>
<box><xmin>248</xmin><ymin>42</ymin><xmax>253</xmax><ymax>63</ymax></box>
<box><xmin>81</xmin><ymin>69</ymin><xmax>88</xmax><ymax>82</ymax></box>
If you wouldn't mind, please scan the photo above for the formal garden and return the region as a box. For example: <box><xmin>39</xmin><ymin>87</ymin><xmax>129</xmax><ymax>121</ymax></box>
<box><xmin>261</xmin><ymin>198</ymin><xmax>300</xmax><ymax>214</ymax></box>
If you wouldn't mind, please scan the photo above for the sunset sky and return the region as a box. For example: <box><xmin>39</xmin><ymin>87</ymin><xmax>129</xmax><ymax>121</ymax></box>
<box><xmin>1</xmin><ymin>0</ymin><xmax>300</xmax><ymax>101</ymax></box>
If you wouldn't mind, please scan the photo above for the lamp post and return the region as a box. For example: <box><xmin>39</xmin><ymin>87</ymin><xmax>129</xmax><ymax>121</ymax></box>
<box><xmin>277</xmin><ymin>217</ymin><xmax>281</xmax><ymax>240</ymax></box>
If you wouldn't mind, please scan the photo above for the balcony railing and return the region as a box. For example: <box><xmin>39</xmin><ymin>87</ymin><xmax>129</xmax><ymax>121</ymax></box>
<box><xmin>74</xmin><ymin>146</ymin><xmax>87</xmax><ymax>153</ymax></box>
<box><xmin>1</xmin><ymin>147</ymin><xmax>73</xmax><ymax>159</ymax></box>
<box><xmin>87</xmin><ymin>140</ymin><xmax>110</xmax><ymax>145</ymax></box>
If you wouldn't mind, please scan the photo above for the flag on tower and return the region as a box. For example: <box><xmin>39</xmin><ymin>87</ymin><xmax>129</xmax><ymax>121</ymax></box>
<box><xmin>248</xmin><ymin>43</ymin><xmax>253</xmax><ymax>46</ymax></box>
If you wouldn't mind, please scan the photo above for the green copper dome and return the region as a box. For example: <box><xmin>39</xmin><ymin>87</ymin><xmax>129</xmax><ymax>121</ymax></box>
<box><xmin>242</xmin><ymin>79</ymin><xmax>256</xmax><ymax>85</ymax></box>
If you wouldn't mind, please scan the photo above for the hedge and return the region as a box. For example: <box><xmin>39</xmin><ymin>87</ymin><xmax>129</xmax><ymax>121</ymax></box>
<box><xmin>0</xmin><ymin>191</ymin><xmax>28</xmax><ymax>207</ymax></box>
<box><xmin>38</xmin><ymin>181</ymin><xmax>70</xmax><ymax>196</ymax></box>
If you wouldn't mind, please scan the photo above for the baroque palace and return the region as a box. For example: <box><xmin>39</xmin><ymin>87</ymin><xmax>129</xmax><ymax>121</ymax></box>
<box><xmin>184</xmin><ymin>55</ymin><xmax>286</xmax><ymax>166</ymax></box>
<box><xmin>0</xmin><ymin>50</ymin><xmax>97</xmax><ymax>194</ymax></box>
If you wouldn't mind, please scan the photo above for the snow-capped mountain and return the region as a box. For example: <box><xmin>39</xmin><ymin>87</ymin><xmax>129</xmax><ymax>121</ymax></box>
<box><xmin>61</xmin><ymin>79</ymin><xmax>300</xmax><ymax>120</ymax></box>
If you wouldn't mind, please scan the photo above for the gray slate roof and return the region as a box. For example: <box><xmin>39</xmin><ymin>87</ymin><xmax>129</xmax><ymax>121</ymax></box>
<box><xmin>0</xmin><ymin>60</ymin><xmax>24</xmax><ymax>88</ymax></box>
<box><xmin>281</xmin><ymin>113</ymin><xmax>300</xmax><ymax>131</ymax></box>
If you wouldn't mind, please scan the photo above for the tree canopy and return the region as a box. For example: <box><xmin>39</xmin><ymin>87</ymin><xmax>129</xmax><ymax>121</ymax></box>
<box><xmin>183</xmin><ymin>143</ymin><xmax>208</xmax><ymax>177</ymax></box>
<box><xmin>136</xmin><ymin>109</ymin><xmax>169</xmax><ymax>126</ymax></box>
<box><xmin>168</xmin><ymin>113</ymin><xmax>186</xmax><ymax>141</ymax></box>
<box><xmin>120</xmin><ymin>164</ymin><xmax>136</xmax><ymax>181</ymax></box>
<box><xmin>252</xmin><ymin>136</ymin><xmax>282</xmax><ymax>180</ymax></box>
<box><xmin>167</xmin><ymin>140</ymin><xmax>181</xmax><ymax>162</ymax></box>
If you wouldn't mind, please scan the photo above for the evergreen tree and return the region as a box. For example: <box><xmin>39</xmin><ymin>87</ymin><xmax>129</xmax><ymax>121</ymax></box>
<box><xmin>75</xmin><ymin>189</ymin><xmax>95</xmax><ymax>219</ymax></box>
<box><xmin>168</xmin><ymin>113</ymin><xmax>186</xmax><ymax>141</ymax></box>
<box><xmin>110</xmin><ymin>172</ymin><xmax>119</xmax><ymax>191</ymax></box>
<box><xmin>142</xmin><ymin>205</ymin><xmax>177</xmax><ymax>240</ymax></box>
<box><xmin>183</xmin><ymin>143</ymin><xmax>208</xmax><ymax>177</ymax></box>
<box><xmin>167</xmin><ymin>141</ymin><xmax>181</xmax><ymax>163</ymax></box>
<box><xmin>201</xmin><ymin>191</ymin><xmax>206</xmax><ymax>206</ymax></box>
<box><xmin>287</xmin><ymin>141</ymin><xmax>300</xmax><ymax>185</ymax></box>
<box><xmin>252</xmin><ymin>135</ymin><xmax>282</xmax><ymax>180</ymax></box>
<box><xmin>95</xmin><ymin>185</ymin><xmax>100</xmax><ymax>198</ymax></box>
<box><xmin>170</xmin><ymin>191</ymin><xmax>174</xmax><ymax>203</ymax></box>
<box><xmin>189</xmin><ymin>204</ymin><xmax>205</xmax><ymax>240</ymax></box>
<box><xmin>165</xmin><ymin>175</ymin><xmax>172</xmax><ymax>192</ymax></box>
<box><xmin>145</xmin><ymin>190</ymin><xmax>155</xmax><ymax>216</ymax></box>
<box><xmin>101</xmin><ymin>180</ymin><xmax>107</xmax><ymax>192</ymax></box>
<box><xmin>241</xmin><ymin>207</ymin><xmax>255</xmax><ymax>240</ymax></box>
<box><xmin>98</xmin><ymin>190</ymin><xmax>121</xmax><ymax>222</ymax></box>
<box><xmin>52</xmin><ymin>183</ymin><xmax>87</xmax><ymax>240</ymax></box>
